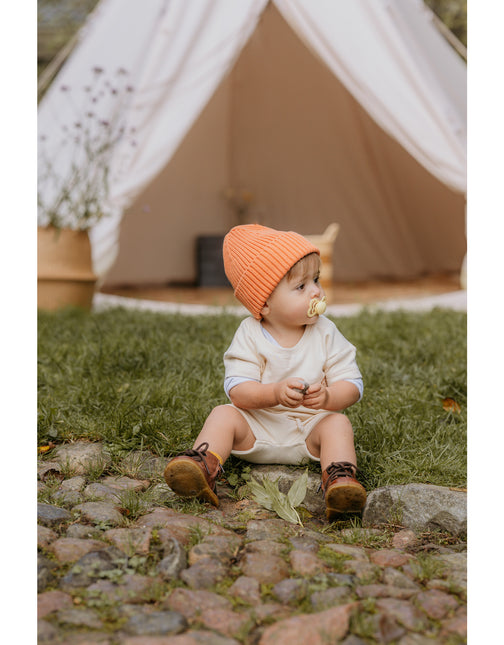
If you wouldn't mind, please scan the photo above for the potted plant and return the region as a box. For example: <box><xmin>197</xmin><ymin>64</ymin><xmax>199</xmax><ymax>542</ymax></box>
<box><xmin>37</xmin><ymin>66</ymin><xmax>135</xmax><ymax>310</ymax></box>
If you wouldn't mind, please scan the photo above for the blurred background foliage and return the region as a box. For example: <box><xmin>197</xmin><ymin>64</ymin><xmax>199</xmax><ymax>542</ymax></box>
<box><xmin>38</xmin><ymin>0</ymin><xmax>467</xmax><ymax>82</ymax></box>
<box><xmin>38</xmin><ymin>0</ymin><xmax>100</xmax><ymax>78</ymax></box>
<box><xmin>424</xmin><ymin>0</ymin><xmax>467</xmax><ymax>47</ymax></box>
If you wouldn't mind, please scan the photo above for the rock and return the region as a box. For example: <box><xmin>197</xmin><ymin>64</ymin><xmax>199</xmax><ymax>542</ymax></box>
<box><xmin>240</xmin><ymin>552</ymin><xmax>290</xmax><ymax>585</ymax></box>
<box><xmin>59</xmin><ymin>547</ymin><xmax>128</xmax><ymax>589</ymax></box>
<box><xmin>253</xmin><ymin>603</ymin><xmax>292</xmax><ymax>623</ymax></box>
<box><xmin>73</xmin><ymin>501</ymin><xmax>125</xmax><ymax>526</ymax></box>
<box><xmin>179</xmin><ymin>558</ymin><xmax>229</xmax><ymax>589</ymax></box>
<box><xmin>310</xmin><ymin>587</ymin><xmax>354</xmax><ymax>610</ymax></box>
<box><xmin>431</xmin><ymin>552</ymin><xmax>467</xmax><ymax>590</ymax></box>
<box><xmin>156</xmin><ymin>537</ymin><xmax>187</xmax><ymax>580</ymax></box>
<box><xmin>153</xmin><ymin>513</ymin><xmax>233</xmax><ymax>546</ymax></box>
<box><xmin>227</xmin><ymin>576</ymin><xmax>261</xmax><ymax>606</ymax></box>
<box><xmin>362</xmin><ymin>484</ymin><xmax>467</xmax><ymax>536</ymax></box>
<box><xmin>151</xmin><ymin>482</ymin><xmax>179</xmax><ymax>503</ymax></box>
<box><xmin>188</xmin><ymin>534</ymin><xmax>241</xmax><ymax>565</ymax></box>
<box><xmin>37</xmin><ymin>502</ymin><xmax>71</xmax><ymax>526</ymax></box>
<box><xmin>119</xmin><ymin>450</ymin><xmax>167</xmax><ymax>479</ymax></box>
<box><xmin>355</xmin><ymin>584</ymin><xmax>417</xmax><ymax>600</ymax></box>
<box><xmin>440</xmin><ymin>606</ymin><xmax>467</xmax><ymax>639</ymax></box>
<box><xmin>382</xmin><ymin>567</ymin><xmax>421</xmax><ymax>590</ymax></box>
<box><xmin>324</xmin><ymin>543</ymin><xmax>368</xmax><ymax>560</ymax></box>
<box><xmin>289</xmin><ymin>536</ymin><xmax>319</xmax><ymax>552</ymax></box>
<box><xmin>135</xmin><ymin>508</ymin><xmax>179</xmax><ymax>527</ymax></box>
<box><xmin>119</xmin><ymin>632</ymin><xmax>241</xmax><ymax>645</ymax></box>
<box><xmin>289</xmin><ymin>549</ymin><xmax>326</xmax><ymax>576</ymax></box>
<box><xmin>37</xmin><ymin>525</ymin><xmax>58</xmax><ymax>549</ymax></box>
<box><xmin>37</xmin><ymin>461</ymin><xmax>63</xmax><ymax>481</ymax></box>
<box><xmin>38</xmin><ymin>619</ymin><xmax>58</xmax><ymax>642</ymax></box>
<box><xmin>369</xmin><ymin>549</ymin><xmax>412</xmax><ymax>568</ymax></box>
<box><xmin>101</xmin><ymin>475</ymin><xmax>151</xmax><ymax>492</ymax></box>
<box><xmin>60</xmin><ymin>475</ymin><xmax>87</xmax><ymax>491</ymax></box>
<box><xmin>104</xmin><ymin>527</ymin><xmax>152</xmax><ymax>556</ymax></box>
<box><xmin>343</xmin><ymin>559</ymin><xmax>381</xmax><ymax>582</ymax></box>
<box><xmin>272</xmin><ymin>578</ymin><xmax>308</xmax><ymax>604</ymax></box>
<box><xmin>37</xmin><ymin>554</ymin><xmax>58</xmax><ymax>592</ymax></box>
<box><xmin>164</xmin><ymin>588</ymin><xmax>232</xmax><ymax>619</ymax></box>
<box><xmin>245</xmin><ymin>518</ymin><xmax>293</xmax><ymax>541</ymax></box>
<box><xmin>52</xmin><ymin>441</ymin><xmax>111</xmax><ymax>475</ymax></box>
<box><xmin>50</xmin><ymin>536</ymin><xmax>107</xmax><ymax>563</ymax></box>
<box><xmin>52</xmin><ymin>489</ymin><xmax>85</xmax><ymax>506</ymax></box>
<box><xmin>86</xmin><ymin>574</ymin><xmax>157</xmax><ymax>603</ymax></box>
<box><xmin>84</xmin><ymin>483</ymin><xmax>121</xmax><ymax>503</ymax></box>
<box><xmin>392</xmin><ymin>529</ymin><xmax>419</xmax><ymax>549</ymax></box>
<box><xmin>66</xmin><ymin>523</ymin><xmax>102</xmax><ymax>539</ymax></box>
<box><xmin>198</xmin><ymin>608</ymin><xmax>251</xmax><ymax>638</ymax></box>
<box><xmin>123</xmin><ymin>610</ymin><xmax>187</xmax><ymax>636</ymax></box>
<box><xmin>244</xmin><ymin>539</ymin><xmax>286</xmax><ymax>556</ymax></box>
<box><xmin>259</xmin><ymin>602</ymin><xmax>356</xmax><ymax>645</ymax></box>
<box><xmin>57</xmin><ymin>607</ymin><xmax>103</xmax><ymax>629</ymax></box>
<box><xmin>38</xmin><ymin>590</ymin><xmax>73</xmax><ymax>618</ymax></box>
<box><xmin>415</xmin><ymin>589</ymin><xmax>459</xmax><ymax>619</ymax></box>
<box><xmin>375</xmin><ymin>598</ymin><xmax>430</xmax><ymax>632</ymax></box>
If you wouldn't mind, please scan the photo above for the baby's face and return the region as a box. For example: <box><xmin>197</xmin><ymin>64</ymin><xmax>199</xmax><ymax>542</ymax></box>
<box><xmin>261</xmin><ymin>254</ymin><xmax>325</xmax><ymax>328</ymax></box>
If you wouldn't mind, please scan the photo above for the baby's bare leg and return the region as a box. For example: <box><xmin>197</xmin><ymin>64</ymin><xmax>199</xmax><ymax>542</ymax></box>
<box><xmin>305</xmin><ymin>413</ymin><xmax>357</xmax><ymax>472</ymax></box>
<box><xmin>306</xmin><ymin>414</ymin><xmax>365</xmax><ymax>518</ymax></box>
<box><xmin>193</xmin><ymin>404</ymin><xmax>255</xmax><ymax>464</ymax></box>
<box><xmin>164</xmin><ymin>405</ymin><xmax>254</xmax><ymax>507</ymax></box>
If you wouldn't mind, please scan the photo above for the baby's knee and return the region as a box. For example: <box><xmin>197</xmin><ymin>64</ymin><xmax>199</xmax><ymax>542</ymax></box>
<box><xmin>322</xmin><ymin>412</ymin><xmax>354</xmax><ymax>436</ymax></box>
<box><xmin>209</xmin><ymin>404</ymin><xmax>237</xmax><ymax>419</ymax></box>
<box><xmin>208</xmin><ymin>404</ymin><xmax>248</xmax><ymax>429</ymax></box>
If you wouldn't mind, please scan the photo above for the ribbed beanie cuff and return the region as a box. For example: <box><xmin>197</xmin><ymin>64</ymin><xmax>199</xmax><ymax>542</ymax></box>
<box><xmin>223</xmin><ymin>224</ymin><xmax>320</xmax><ymax>319</ymax></box>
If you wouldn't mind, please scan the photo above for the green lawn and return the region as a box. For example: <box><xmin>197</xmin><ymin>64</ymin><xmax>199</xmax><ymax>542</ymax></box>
<box><xmin>38</xmin><ymin>307</ymin><xmax>466</xmax><ymax>490</ymax></box>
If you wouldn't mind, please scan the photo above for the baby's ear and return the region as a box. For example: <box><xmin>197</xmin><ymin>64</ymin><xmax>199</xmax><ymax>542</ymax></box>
<box><xmin>260</xmin><ymin>302</ymin><xmax>270</xmax><ymax>317</ymax></box>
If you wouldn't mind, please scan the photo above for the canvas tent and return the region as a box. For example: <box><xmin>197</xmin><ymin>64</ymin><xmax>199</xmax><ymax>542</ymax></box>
<box><xmin>37</xmin><ymin>0</ymin><xmax>467</xmax><ymax>286</ymax></box>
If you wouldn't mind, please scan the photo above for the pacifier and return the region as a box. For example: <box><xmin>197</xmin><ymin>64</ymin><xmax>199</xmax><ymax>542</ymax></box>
<box><xmin>307</xmin><ymin>296</ymin><xmax>327</xmax><ymax>317</ymax></box>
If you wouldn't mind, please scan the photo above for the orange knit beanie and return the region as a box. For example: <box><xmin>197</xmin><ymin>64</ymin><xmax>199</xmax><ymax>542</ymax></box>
<box><xmin>223</xmin><ymin>224</ymin><xmax>320</xmax><ymax>319</ymax></box>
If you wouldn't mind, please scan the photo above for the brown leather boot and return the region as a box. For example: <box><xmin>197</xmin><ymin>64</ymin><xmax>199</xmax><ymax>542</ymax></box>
<box><xmin>321</xmin><ymin>461</ymin><xmax>366</xmax><ymax>520</ymax></box>
<box><xmin>164</xmin><ymin>442</ymin><xmax>223</xmax><ymax>507</ymax></box>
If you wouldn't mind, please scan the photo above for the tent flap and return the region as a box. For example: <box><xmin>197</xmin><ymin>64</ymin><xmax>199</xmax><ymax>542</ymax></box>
<box><xmin>38</xmin><ymin>0</ymin><xmax>466</xmax><ymax>282</ymax></box>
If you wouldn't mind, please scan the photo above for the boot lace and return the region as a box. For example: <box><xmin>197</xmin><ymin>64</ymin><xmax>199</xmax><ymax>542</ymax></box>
<box><xmin>180</xmin><ymin>442</ymin><xmax>224</xmax><ymax>476</ymax></box>
<box><xmin>318</xmin><ymin>461</ymin><xmax>358</xmax><ymax>493</ymax></box>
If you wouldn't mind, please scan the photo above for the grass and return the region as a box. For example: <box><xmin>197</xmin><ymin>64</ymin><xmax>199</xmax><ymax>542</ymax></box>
<box><xmin>38</xmin><ymin>306</ymin><xmax>466</xmax><ymax>489</ymax></box>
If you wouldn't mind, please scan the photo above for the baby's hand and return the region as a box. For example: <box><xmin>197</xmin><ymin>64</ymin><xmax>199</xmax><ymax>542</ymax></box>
<box><xmin>302</xmin><ymin>382</ymin><xmax>329</xmax><ymax>409</ymax></box>
<box><xmin>275</xmin><ymin>379</ymin><xmax>306</xmax><ymax>408</ymax></box>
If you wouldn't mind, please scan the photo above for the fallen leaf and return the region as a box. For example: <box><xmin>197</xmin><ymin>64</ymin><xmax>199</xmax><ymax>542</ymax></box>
<box><xmin>442</xmin><ymin>398</ymin><xmax>461</xmax><ymax>413</ymax></box>
<box><xmin>287</xmin><ymin>470</ymin><xmax>308</xmax><ymax>508</ymax></box>
<box><xmin>248</xmin><ymin>474</ymin><xmax>307</xmax><ymax>526</ymax></box>
<box><xmin>38</xmin><ymin>443</ymin><xmax>56</xmax><ymax>454</ymax></box>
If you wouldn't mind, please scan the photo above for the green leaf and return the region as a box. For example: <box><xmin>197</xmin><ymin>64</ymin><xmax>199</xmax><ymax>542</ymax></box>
<box><xmin>287</xmin><ymin>470</ymin><xmax>308</xmax><ymax>508</ymax></box>
<box><xmin>270</xmin><ymin>496</ymin><xmax>302</xmax><ymax>525</ymax></box>
<box><xmin>248</xmin><ymin>477</ymin><xmax>274</xmax><ymax>510</ymax></box>
<box><xmin>247</xmin><ymin>474</ymin><xmax>304</xmax><ymax>526</ymax></box>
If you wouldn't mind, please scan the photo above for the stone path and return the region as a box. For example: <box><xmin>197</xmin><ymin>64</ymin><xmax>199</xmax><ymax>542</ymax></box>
<box><xmin>38</xmin><ymin>442</ymin><xmax>467</xmax><ymax>644</ymax></box>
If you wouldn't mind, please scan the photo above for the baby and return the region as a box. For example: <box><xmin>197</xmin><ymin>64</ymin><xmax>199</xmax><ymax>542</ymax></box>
<box><xmin>164</xmin><ymin>224</ymin><xmax>366</xmax><ymax>519</ymax></box>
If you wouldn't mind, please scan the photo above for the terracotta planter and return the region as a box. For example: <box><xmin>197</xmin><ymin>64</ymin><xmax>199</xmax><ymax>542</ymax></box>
<box><xmin>37</xmin><ymin>226</ymin><xmax>97</xmax><ymax>311</ymax></box>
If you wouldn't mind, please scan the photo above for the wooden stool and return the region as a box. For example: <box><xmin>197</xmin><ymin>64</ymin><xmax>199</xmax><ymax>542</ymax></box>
<box><xmin>305</xmin><ymin>223</ymin><xmax>340</xmax><ymax>290</ymax></box>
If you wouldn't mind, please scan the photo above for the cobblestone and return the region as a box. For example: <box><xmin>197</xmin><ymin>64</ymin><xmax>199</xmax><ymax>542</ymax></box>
<box><xmin>38</xmin><ymin>443</ymin><xmax>467</xmax><ymax>644</ymax></box>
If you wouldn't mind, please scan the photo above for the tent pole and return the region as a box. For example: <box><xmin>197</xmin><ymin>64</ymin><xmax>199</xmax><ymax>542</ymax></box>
<box><xmin>428</xmin><ymin>11</ymin><xmax>467</xmax><ymax>61</ymax></box>
<box><xmin>38</xmin><ymin>31</ymin><xmax>81</xmax><ymax>101</ymax></box>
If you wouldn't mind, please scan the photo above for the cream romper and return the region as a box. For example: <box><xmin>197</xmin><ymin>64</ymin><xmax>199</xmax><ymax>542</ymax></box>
<box><xmin>223</xmin><ymin>316</ymin><xmax>362</xmax><ymax>465</ymax></box>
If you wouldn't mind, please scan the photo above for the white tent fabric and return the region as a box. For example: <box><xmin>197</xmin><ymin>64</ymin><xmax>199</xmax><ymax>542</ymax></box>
<box><xmin>38</xmin><ymin>0</ymin><xmax>466</xmax><ymax>280</ymax></box>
